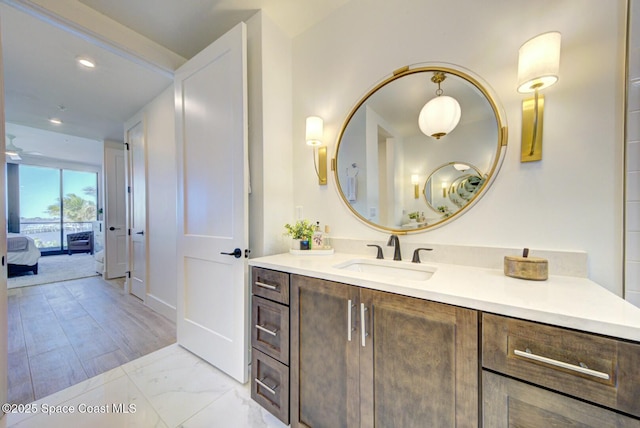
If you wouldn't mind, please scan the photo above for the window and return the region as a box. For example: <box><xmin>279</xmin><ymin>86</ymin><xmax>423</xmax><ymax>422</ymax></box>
<box><xmin>18</xmin><ymin>165</ymin><xmax>98</xmax><ymax>253</ymax></box>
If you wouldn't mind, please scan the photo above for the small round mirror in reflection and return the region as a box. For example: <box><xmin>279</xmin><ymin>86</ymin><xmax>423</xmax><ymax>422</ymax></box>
<box><xmin>423</xmin><ymin>161</ymin><xmax>485</xmax><ymax>222</ymax></box>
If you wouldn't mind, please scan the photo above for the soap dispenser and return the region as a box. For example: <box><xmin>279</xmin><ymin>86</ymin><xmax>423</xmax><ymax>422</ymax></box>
<box><xmin>312</xmin><ymin>221</ymin><xmax>324</xmax><ymax>249</ymax></box>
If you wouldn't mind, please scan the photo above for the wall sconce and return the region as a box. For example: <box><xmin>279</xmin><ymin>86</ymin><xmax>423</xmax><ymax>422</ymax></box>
<box><xmin>418</xmin><ymin>72</ymin><xmax>462</xmax><ymax>140</ymax></box>
<box><xmin>441</xmin><ymin>181</ymin><xmax>448</xmax><ymax>197</ymax></box>
<box><xmin>517</xmin><ymin>31</ymin><xmax>561</xmax><ymax>162</ymax></box>
<box><xmin>306</xmin><ymin>116</ymin><xmax>327</xmax><ymax>185</ymax></box>
<box><xmin>411</xmin><ymin>174</ymin><xmax>420</xmax><ymax>198</ymax></box>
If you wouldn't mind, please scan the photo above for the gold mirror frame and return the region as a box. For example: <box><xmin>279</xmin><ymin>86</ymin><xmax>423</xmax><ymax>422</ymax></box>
<box><xmin>332</xmin><ymin>63</ymin><xmax>508</xmax><ymax>233</ymax></box>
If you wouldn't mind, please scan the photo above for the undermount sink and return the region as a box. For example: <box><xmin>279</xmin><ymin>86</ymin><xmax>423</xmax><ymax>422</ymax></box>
<box><xmin>333</xmin><ymin>258</ymin><xmax>436</xmax><ymax>281</ymax></box>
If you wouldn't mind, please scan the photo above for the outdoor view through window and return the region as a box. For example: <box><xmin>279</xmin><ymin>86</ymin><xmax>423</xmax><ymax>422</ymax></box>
<box><xmin>18</xmin><ymin>165</ymin><xmax>98</xmax><ymax>253</ymax></box>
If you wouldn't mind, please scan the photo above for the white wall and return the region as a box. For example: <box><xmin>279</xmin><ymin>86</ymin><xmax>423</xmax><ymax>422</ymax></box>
<box><xmin>292</xmin><ymin>0</ymin><xmax>626</xmax><ymax>294</ymax></box>
<box><xmin>626</xmin><ymin>0</ymin><xmax>640</xmax><ymax>306</ymax></box>
<box><xmin>133</xmin><ymin>85</ymin><xmax>177</xmax><ymax>320</ymax></box>
<box><xmin>247</xmin><ymin>11</ymin><xmax>294</xmax><ymax>257</ymax></box>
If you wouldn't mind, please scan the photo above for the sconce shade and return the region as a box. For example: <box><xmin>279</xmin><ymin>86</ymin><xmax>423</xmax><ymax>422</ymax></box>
<box><xmin>418</xmin><ymin>95</ymin><xmax>461</xmax><ymax>140</ymax></box>
<box><xmin>305</xmin><ymin>116</ymin><xmax>323</xmax><ymax>146</ymax></box>
<box><xmin>411</xmin><ymin>174</ymin><xmax>420</xmax><ymax>185</ymax></box>
<box><xmin>517</xmin><ymin>31</ymin><xmax>561</xmax><ymax>93</ymax></box>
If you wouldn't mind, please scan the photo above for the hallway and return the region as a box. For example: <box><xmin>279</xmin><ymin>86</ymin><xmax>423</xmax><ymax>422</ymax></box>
<box><xmin>7</xmin><ymin>276</ymin><xmax>176</xmax><ymax>403</ymax></box>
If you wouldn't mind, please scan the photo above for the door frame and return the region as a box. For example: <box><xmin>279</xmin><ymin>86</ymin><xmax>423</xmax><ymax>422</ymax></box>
<box><xmin>124</xmin><ymin>113</ymin><xmax>148</xmax><ymax>298</ymax></box>
<box><xmin>0</xmin><ymin>21</ymin><xmax>8</xmax><ymax>413</ymax></box>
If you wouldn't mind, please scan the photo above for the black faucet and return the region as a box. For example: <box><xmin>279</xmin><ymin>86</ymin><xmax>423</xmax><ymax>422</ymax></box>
<box><xmin>411</xmin><ymin>248</ymin><xmax>433</xmax><ymax>263</ymax></box>
<box><xmin>367</xmin><ymin>244</ymin><xmax>384</xmax><ymax>259</ymax></box>
<box><xmin>387</xmin><ymin>234</ymin><xmax>402</xmax><ymax>261</ymax></box>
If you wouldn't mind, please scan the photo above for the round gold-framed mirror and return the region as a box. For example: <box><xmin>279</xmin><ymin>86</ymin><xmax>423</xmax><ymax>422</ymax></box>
<box><xmin>333</xmin><ymin>63</ymin><xmax>507</xmax><ymax>233</ymax></box>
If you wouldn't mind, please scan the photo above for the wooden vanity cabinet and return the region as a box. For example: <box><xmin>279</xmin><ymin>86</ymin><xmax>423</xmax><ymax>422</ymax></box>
<box><xmin>290</xmin><ymin>274</ymin><xmax>479</xmax><ymax>428</ymax></box>
<box><xmin>482</xmin><ymin>313</ymin><xmax>640</xmax><ymax>426</ymax></box>
<box><xmin>250</xmin><ymin>267</ymin><xmax>291</xmax><ymax>424</ymax></box>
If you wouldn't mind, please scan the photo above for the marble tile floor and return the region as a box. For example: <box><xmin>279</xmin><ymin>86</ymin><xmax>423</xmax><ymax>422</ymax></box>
<box><xmin>2</xmin><ymin>344</ymin><xmax>288</xmax><ymax>428</ymax></box>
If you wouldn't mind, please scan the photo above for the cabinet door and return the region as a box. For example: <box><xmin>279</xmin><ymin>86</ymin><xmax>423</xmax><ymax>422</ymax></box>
<box><xmin>360</xmin><ymin>289</ymin><xmax>479</xmax><ymax>428</ymax></box>
<box><xmin>483</xmin><ymin>371</ymin><xmax>640</xmax><ymax>427</ymax></box>
<box><xmin>290</xmin><ymin>275</ymin><xmax>360</xmax><ymax>428</ymax></box>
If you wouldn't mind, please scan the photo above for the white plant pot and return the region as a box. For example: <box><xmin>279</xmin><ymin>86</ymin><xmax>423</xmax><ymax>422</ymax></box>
<box><xmin>291</xmin><ymin>238</ymin><xmax>302</xmax><ymax>250</ymax></box>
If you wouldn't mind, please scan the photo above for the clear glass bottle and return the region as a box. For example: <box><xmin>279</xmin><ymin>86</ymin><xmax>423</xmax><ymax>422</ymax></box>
<box><xmin>323</xmin><ymin>225</ymin><xmax>331</xmax><ymax>249</ymax></box>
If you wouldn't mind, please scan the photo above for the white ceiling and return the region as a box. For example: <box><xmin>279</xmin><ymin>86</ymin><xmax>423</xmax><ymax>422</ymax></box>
<box><xmin>79</xmin><ymin>0</ymin><xmax>351</xmax><ymax>59</ymax></box>
<box><xmin>5</xmin><ymin>122</ymin><xmax>103</xmax><ymax>165</ymax></box>
<box><xmin>1</xmin><ymin>0</ymin><xmax>349</xmax><ymax>161</ymax></box>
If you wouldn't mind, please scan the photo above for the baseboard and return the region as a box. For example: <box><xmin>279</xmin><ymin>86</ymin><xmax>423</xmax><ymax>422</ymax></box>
<box><xmin>145</xmin><ymin>293</ymin><xmax>177</xmax><ymax>322</ymax></box>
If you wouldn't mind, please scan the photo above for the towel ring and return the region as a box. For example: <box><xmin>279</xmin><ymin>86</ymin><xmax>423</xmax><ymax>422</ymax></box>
<box><xmin>347</xmin><ymin>163</ymin><xmax>359</xmax><ymax>178</ymax></box>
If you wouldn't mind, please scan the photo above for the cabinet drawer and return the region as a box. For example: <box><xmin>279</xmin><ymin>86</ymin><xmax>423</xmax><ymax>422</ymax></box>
<box><xmin>251</xmin><ymin>349</ymin><xmax>290</xmax><ymax>424</ymax></box>
<box><xmin>252</xmin><ymin>295</ymin><xmax>289</xmax><ymax>364</ymax></box>
<box><xmin>483</xmin><ymin>371</ymin><xmax>640</xmax><ymax>427</ymax></box>
<box><xmin>482</xmin><ymin>313</ymin><xmax>640</xmax><ymax>418</ymax></box>
<box><xmin>252</xmin><ymin>267</ymin><xmax>290</xmax><ymax>304</ymax></box>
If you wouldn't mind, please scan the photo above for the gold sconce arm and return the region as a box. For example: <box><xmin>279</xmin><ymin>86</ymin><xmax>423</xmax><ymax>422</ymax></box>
<box><xmin>313</xmin><ymin>146</ymin><xmax>327</xmax><ymax>185</ymax></box>
<box><xmin>521</xmin><ymin>93</ymin><xmax>545</xmax><ymax>162</ymax></box>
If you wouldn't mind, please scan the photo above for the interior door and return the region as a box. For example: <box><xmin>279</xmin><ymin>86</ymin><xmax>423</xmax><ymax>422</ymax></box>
<box><xmin>0</xmin><ymin>26</ymin><xmax>8</xmax><ymax>415</ymax></box>
<box><xmin>175</xmin><ymin>22</ymin><xmax>249</xmax><ymax>383</ymax></box>
<box><xmin>105</xmin><ymin>144</ymin><xmax>127</xmax><ymax>278</ymax></box>
<box><xmin>126</xmin><ymin>119</ymin><xmax>146</xmax><ymax>300</ymax></box>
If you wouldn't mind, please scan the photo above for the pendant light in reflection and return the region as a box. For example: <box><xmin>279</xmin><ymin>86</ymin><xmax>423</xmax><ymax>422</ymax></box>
<box><xmin>418</xmin><ymin>72</ymin><xmax>461</xmax><ymax>140</ymax></box>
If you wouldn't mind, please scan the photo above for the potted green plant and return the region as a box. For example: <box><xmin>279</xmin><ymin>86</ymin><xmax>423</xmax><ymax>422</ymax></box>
<box><xmin>437</xmin><ymin>206</ymin><xmax>451</xmax><ymax>218</ymax></box>
<box><xmin>284</xmin><ymin>219</ymin><xmax>315</xmax><ymax>250</ymax></box>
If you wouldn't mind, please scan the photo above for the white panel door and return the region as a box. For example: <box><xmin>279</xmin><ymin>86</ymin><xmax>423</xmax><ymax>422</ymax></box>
<box><xmin>105</xmin><ymin>144</ymin><xmax>127</xmax><ymax>279</ymax></box>
<box><xmin>175</xmin><ymin>22</ymin><xmax>249</xmax><ymax>383</ymax></box>
<box><xmin>127</xmin><ymin>120</ymin><xmax>146</xmax><ymax>300</ymax></box>
<box><xmin>0</xmin><ymin>25</ymin><xmax>8</xmax><ymax>411</ymax></box>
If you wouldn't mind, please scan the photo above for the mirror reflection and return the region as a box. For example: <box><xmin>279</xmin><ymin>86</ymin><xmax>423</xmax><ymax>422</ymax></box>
<box><xmin>334</xmin><ymin>64</ymin><xmax>506</xmax><ymax>232</ymax></box>
<box><xmin>423</xmin><ymin>162</ymin><xmax>485</xmax><ymax>221</ymax></box>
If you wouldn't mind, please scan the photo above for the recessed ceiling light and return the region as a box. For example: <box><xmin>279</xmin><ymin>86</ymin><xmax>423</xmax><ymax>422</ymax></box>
<box><xmin>49</xmin><ymin>118</ymin><xmax>63</xmax><ymax>125</ymax></box>
<box><xmin>77</xmin><ymin>56</ymin><xmax>96</xmax><ymax>68</ymax></box>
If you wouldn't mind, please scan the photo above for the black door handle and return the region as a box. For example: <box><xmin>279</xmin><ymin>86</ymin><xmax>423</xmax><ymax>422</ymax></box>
<box><xmin>221</xmin><ymin>248</ymin><xmax>242</xmax><ymax>258</ymax></box>
<box><xmin>109</xmin><ymin>226</ymin><xmax>121</xmax><ymax>231</ymax></box>
<box><xmin>136</xmin><ymin>231</ymin><xmax>144</xmax><ymax>235</ymax></box>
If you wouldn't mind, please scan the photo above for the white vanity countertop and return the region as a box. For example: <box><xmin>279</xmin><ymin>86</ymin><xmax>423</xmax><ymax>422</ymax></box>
<box><xmin>248</xmin><ymin>252</ymin><xmax>640</xmax><ymax>342</ymax></box>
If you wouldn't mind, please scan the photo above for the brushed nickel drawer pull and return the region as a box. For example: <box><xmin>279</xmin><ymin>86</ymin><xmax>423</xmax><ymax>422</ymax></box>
<box><xmin>361</xmin><ymin>303</ymin><xmax>368</xmax><ymax>347</ymax></box>
<box><xmin>514</xmin><ymin>348</ymin><xmax>610</xmax><ymax>380</ymax></box>
<box><xmin>255</xmin><ymin>324</ymin><xmax>279</xmax><ymax>336</ymax></box>
<box><xmin>255</xmin><ymin>281</ymin><xmax>277</xmax><ymax>290</ymax></box>
<box><xmin>255</xmin><ymin>377</ymin><xmax>278</xmax><ymax>395</ymax></box>
<box><xmin>347</xmin><ymin>299</ymin><xmax>352</xmax><ymax>341</ymax></box>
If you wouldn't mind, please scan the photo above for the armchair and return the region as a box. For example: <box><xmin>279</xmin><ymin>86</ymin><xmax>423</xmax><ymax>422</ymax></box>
<box><xmin>66</xmin><ymin>231</ymin><xmax>94</xmax><ymax>255</ymax></box>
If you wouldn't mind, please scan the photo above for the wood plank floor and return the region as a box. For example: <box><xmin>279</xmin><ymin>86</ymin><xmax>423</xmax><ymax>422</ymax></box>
<box><xmin>7</xmin><ymin>276</ymin><xmax>176</xmax><ymax>404</ymax></box>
